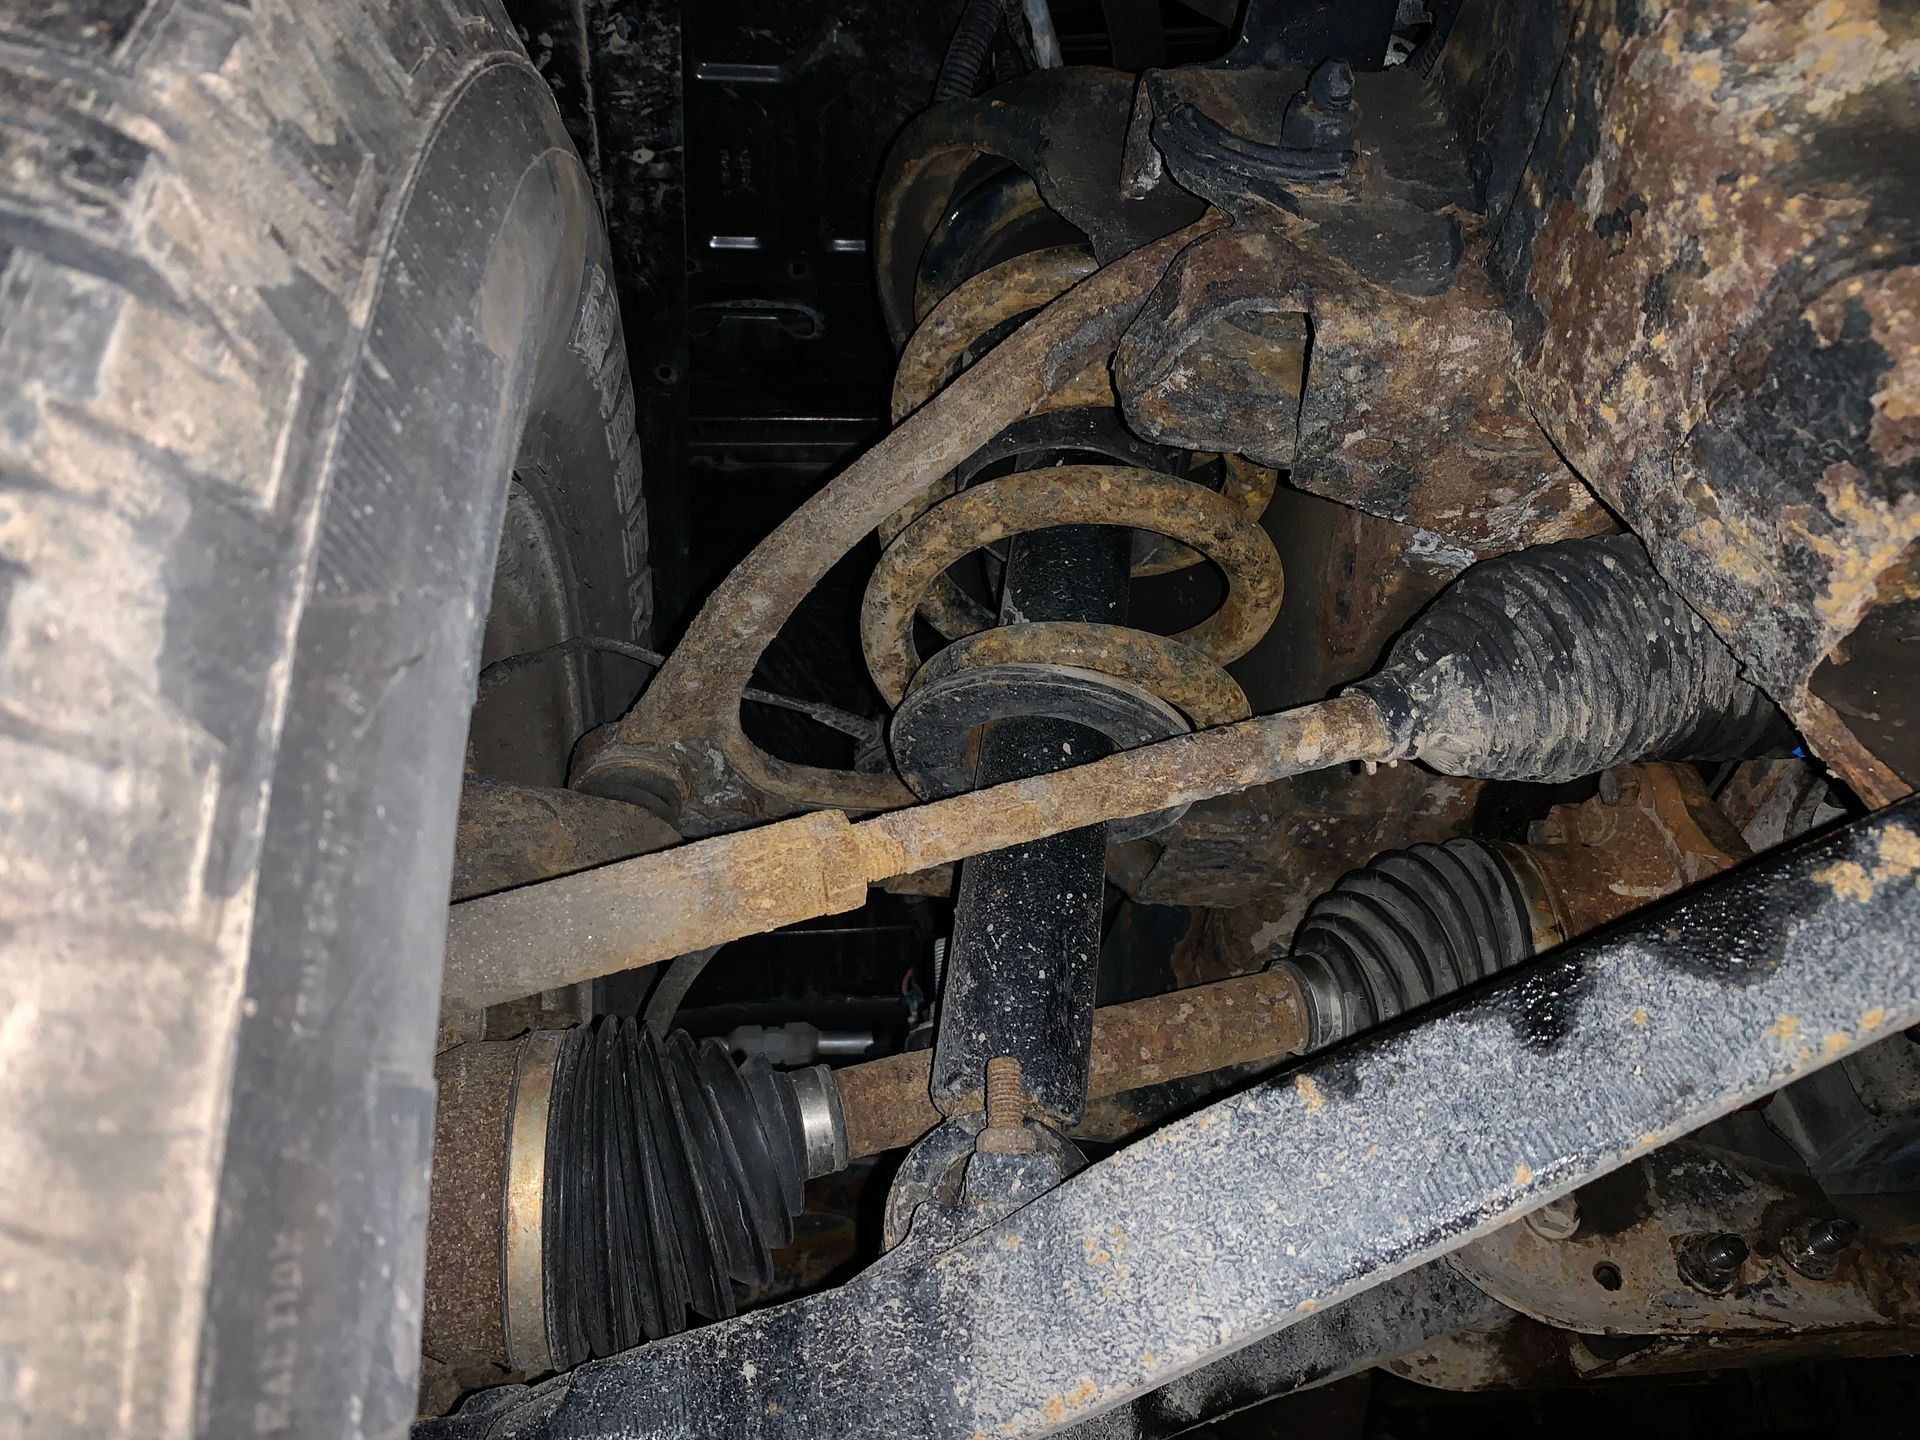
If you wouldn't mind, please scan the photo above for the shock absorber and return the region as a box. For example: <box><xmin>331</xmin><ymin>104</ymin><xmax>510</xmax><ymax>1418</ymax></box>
<box><xmin>424</xmin><ymin>228</ymin><xmax>1290</xmax><ymax>1374</ymax></box>
<box><xmin>858</xmin><ymin>238</ymin><xmax>1284</xmax><ymax>1134</ymax></box>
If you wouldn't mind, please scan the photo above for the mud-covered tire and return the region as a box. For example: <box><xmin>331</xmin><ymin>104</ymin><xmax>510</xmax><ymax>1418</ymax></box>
<box><xmin>0</xmin><ymin>4</ymin><xmax>649</xmax><ymax>1437</ymax></box>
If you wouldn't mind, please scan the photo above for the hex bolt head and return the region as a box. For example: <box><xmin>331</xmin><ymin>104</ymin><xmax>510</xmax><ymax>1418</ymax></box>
<box><xmin>1525</xmin><ymin>1195</ymin><xmax>1581</xmax><ymax>1241</ymax></box>
<box><xmin>1678</xmin><ymin>1231</ymin><xmax>1749</xmax><ymax>1293</ymax></box>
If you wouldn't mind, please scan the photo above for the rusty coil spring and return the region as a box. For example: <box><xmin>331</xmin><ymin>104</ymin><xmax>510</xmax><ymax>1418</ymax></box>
<box><xmin>859</xmin><ymin>246</ymin><xmax>1285</xmax><ymax>837</ymax></box>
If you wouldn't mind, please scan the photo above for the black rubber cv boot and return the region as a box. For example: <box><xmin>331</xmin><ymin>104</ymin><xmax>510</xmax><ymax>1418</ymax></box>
<box><xmin>1353</xmin><ymin>535</ymin><xmax>1788</xmax><ymax>783</ymax></box>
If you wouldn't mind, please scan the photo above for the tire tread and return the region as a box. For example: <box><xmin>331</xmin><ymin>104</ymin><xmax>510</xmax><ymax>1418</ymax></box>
<box><xmin>0</xmin><ymin>1</ymin><xmax>529</xmax><ymax>1434</ymax></box>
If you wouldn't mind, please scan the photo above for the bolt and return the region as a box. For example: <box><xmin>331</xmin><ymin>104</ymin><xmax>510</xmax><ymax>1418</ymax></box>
<box><xmin>978</xmin><ymin>1056</ymin><xmax>1035</xmax><ymax>1154</ymax></box>
<box><xmin>1678</xmin><ymin>1231</ymin><xmax>1749</xmax><ymax>1293</ymax></box>
<box><xmin>984</xmin><ymin>1056</ymin><xmax>1022</xmax><ymax>1126</ymax></box>
<box><xmin>1784</xmin><ymin>1216</ymin><xmax>1859</xmax><ymax>1277</ymax></box>
<box><xmin>1805</xmin><ymin>1217</ymin><xmax>1858</xmax><ymax>1256</ymax></box>
<box><xmin>1598</xmin><ymin>768</ymin><xmax>1640</xmax><ymax>806</ymax></box>
<box><xmin>1698</xmin><ymin>1233</ymin><xmax>1748</xmax><ymax>1269</ymax></box>
<box><xmin>1525</xmin><ymin>1195</ymin><xmax>1581</xmax><ymax>1241</ymax></box>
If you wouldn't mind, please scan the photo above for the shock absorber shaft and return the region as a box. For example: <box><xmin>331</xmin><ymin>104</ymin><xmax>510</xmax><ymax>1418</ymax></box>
<box><xmin>932</xmin><ymin>523</ymin><xmax>1132</xmax><ymax>1125</ymax></box>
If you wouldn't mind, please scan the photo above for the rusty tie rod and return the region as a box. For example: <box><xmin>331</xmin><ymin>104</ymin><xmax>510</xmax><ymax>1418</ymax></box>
<box><xmin>441</xmin><ymin>695</ymin><xmax>1389</xmax><ymax>1015</ymax></box>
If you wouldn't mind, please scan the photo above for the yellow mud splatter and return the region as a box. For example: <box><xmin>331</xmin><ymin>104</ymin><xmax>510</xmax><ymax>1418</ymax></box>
<box><xmin>1295</xmin><ymin>1075</ymin><xmax>1325</xmax><ymax>1113</ymax></box>
<box><xmin>1875</xmin><ymin>827</ymin><xmax>1920</xmax><ymax>882</ymax></box>
<box><xmin>1812</xmin><ymin>859</ymin><xmax>1874</xmax><ymax>902</ymax></box>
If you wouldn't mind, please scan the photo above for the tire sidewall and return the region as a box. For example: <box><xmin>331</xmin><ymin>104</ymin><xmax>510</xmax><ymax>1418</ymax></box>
<box><xmin>196</xmin><ymin>57</ymin><xmax>646</xmax><ymax>1438</ymax></box>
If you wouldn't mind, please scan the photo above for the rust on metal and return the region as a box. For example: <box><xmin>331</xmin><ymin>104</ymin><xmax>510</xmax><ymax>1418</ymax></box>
<box><xmin>1135</xmin><ymin>453</ymin><xmax>1279</xmax><ymax>577</ymax></box>
<box><xmin>1113</xmin><ymin>221</ymin><xmax>1309</xmax><ymax>472</ymax></box>
<box><xmin>975</xmin><ymin>1056</ymin><xmax>1036</xmax><ymax>1155</ymax></box>
<box><xmin>872</xmin><ymin>240</ymin><xmax>1284</xmax><ymax>745</ymax></box>
<box><xmin>453</xmin><ymin>778</ymin><xmax>681</xmax><ymax>901</ymax></box>
<box><xmin>1453</xmin><ymin>1142</ymin><xmax>1920</xmax><ymax>1338</ymax></box>
<box><xmin>441</xmin><ymin>781</ymin><xmax>679</xmax><ymax>1044</ymax></box>
<box><xmin>1095</xmin><ymin>0</ymin><xmax>1918</xmax><ymax>798</ymax></box>
<box><xmin>831</xmin><ymin>1050</ymin><xmax>941</xmax><ymax>1159</ymax></box>
<box><xmin>444</xmin><ymin>695</ymin><xmax>1392</xmax><ymax>1015</ymax></box>
<box><xmin>1082</xmin><ymin>965</ymin><xmax>1305</xmax><ymax>1097</ymax></box>
<box><xmin>1718</xmin><ymin>756</ymin><xmax>1846</xmax><ymax>853</ymax></box>
<box><xmin>1117</xmin><ymin>764</ymin><xmax>1743</xmax><ymax>1001</ymax></box>
<box><xmin>1510</xmin><ymin>763</ymin><xmax>1748</xmax><ymax>940</ymax></box>
<box><xmin>1393</xmin><ymin>1315</ymin><xmax>1920</xmax><ymax>1392</ymax></box>
<box><xmin>883</xmin><ymin>246</ymin><xmax>1276</xmax><ymax>629</ymax></box>
<box><xmin>889</xmin><ymin>245</ymin><xmax>1109</xmax><ymax>426</ymax></box>
<box><xmin>1116</xmin><ymin>220</ymin><xmax>1611</xmax><ymax>556</ymax></box>
<box><xmin>834</xmin><ymin>968</ymin><xmax>1309</xmax><ymax>1159</ymax></box>
<box><xmin>422</xmin><ymin>1037</ymin><xmax>522</xmax><ymax>1372</ymax></box>
<box><xmin>860</xmin><ymin>464</ymin><xmax>1284</xmax><ymax>705</ymax></box>
<box><xmin>439</xmin><ymin>759</ymin><xmax>1738</xmax><ymax>1054</ymax></box>
<box><xmin>440</xmin><ymin>809</ymin><xmax>876</xmax><ymax>1016</ymax></box>
<box><xmin>1501</xmin><ymin>0</ymin><xmax>1920</xmax><ymax>798</ymax></box>
<box><xmin>872</xmin><ymin>66</ymin><xmax>1206</xmax><ymax>344</ymax></box>
<box><xmin>860</xmin><ymin>693</ymin><xmax>1391</xmax><ymax>878</ymax></box>
<box><xmin>1112</xmin><ymin>764</ymin><xmax>1486</xmax><ymax>975</ymax></box>
<box><xmin>571</xmin><ymin>217</ymin><xmax>1222</xmax><ymax>832</ymax></box>
<box><xmin>876</xmin><ymin>246</ymin><xmax>1114</xmax><ymax>646</ymax></box>
<box><xmin>905</xmin><ymin>622</ymin><xmax>1252</xmax><ymax>733</ymax></box>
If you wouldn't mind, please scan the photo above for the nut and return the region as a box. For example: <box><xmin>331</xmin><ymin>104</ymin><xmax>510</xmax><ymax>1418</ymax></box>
<box><xmin>1524</xmin><ymin>1195</ymin><xmax>1581</xmax><ymax>1241</ymax></box>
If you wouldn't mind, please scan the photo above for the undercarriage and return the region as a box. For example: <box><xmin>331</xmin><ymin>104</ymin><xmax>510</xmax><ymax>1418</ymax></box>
<box><xmin>414</xmin><ymin>1</ymin><xmax>1920</xmax><ymax>1433</ymax></box>
<box><xmin>2</xmin><ymin>0</ymin><xmax>1916</xmax><ymax>1436</ymax></box>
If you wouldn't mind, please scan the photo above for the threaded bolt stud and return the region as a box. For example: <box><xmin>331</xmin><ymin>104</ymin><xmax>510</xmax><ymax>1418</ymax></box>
<box><xmin>978</xmin><ymin>1056</ymin><xmax>1035</xmax><ymax>1154</ymax></box>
